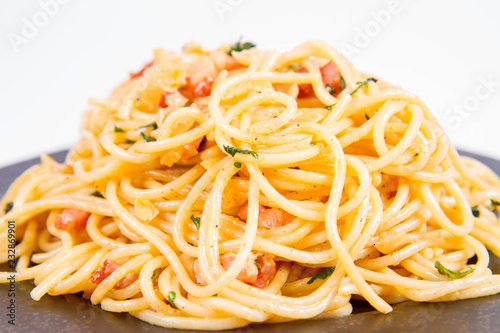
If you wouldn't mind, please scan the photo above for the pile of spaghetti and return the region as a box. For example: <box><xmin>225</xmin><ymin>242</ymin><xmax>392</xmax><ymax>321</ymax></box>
<box><xmin>2</xmin><ymin>40</ymin><xmax>500</xmax><ymax>330</ymax></box>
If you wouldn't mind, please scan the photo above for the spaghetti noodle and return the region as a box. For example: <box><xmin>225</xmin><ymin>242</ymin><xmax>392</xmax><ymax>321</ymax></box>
<box><xmin>1</xmin><ymin>40</ymin><xmax>500</xmax><ymax>330</ymax></box>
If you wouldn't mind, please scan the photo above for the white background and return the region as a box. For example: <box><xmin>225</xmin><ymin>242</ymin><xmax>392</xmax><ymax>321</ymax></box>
<box><xmin>0</xmin><ymin>0</ymin><xmax>499</xmax><ymax>168</ymax></box>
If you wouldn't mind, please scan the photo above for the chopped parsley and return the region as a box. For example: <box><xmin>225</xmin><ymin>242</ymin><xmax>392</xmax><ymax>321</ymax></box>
<box><xmin>339</xmin><ymin>75</ymin><xmax>346</xmax><ymax>91</ymax></box>
<box><xmin>414</xmin><ymin>153</ymin><xmax>419</xmax><ymax>157</ymax></box>
<box><xmin>227</xmin><ymin>40</ymin><xmax>256</xmax><ymax>55</ymax></box>
<box><xmin>434</xmin><ymin>261</ymin><xmax>474</xmax><ymax>281</ymax></box>
<box><xmin>90</xmin><ymin>190</ymin><xmax>104</xmax><ymax>198</ymax></box>
<box><xmin>223</xmin><ymin>145</ymin><xmax>258</xmax><ymax>159</ymax></box>
<box><xmin>167</xmin><ymin>291</ymin><xmax>179</xmax><ymax>309</ymax></box>
<box><xmin>365</xmin><ymin>113</ymin><xmax>370</xmax><ymax>121</ymax></box>
<box><xmin>124</xmin><ymin>139</ymin><xmax>136</xmax><ymax>144</ymax></box>
<box><xmin>190</xmin><ymin>215</ymin><xmax>201</xmax><ymax>230</ymax></box>
<box><xmin>4</xmin><ymin>202</ymin><xmax>13</xmax><ymax>214</ymax></box>
<box><xmin>138</xmin><ymin>122</ymin><xmax>158</xmax><ymax>131</ymax></box>
<box><xmin>325</xmin><ymin>83</ymin><xmax>336</xmax><ymax>95</ymax></box>
<box><xmin>350</xmin><ymin>78</ymin><xmax>378</xmax><ymax>96</ymax></box>
<box><xmin>471</xmin><ymin>205</ymin><xmax>480</xmax><ymax>218</ymax></box>
<box><xmin>310</xmin><ymin>141</ymin><xmax>318</xmax><ymax>146</ymax></box>
<box><xmin>306</xmin><ymin>266</ymin><xmax>335</xmax><ymax>284</ymax></box>
<box><xmin>198</xmin><ymin>136</ymin><xmax>207</xmax><ymax>150</ymax></box>
<box><xmin>491</xmin><ymin>200</ymin><xmax>500</xmax><ymax>210</ymax></box>
<box><xmin>288</xmin><ymin>63</ymin><xmax>302</xmax><ymax>70</ymax></box>
<box><xmin>140</xmin><ymin>132</ymin><xmax>156</xmax><ymax>142</ymax></box>
<box><xmin>151</xmin><ymin>269</ymin><xmax>158</xmax><ymax>279</ymax></box>
<box><xmin>325</xmin><ymin>103</ymin><xmax>336</xmax><ymax>110</ymax></box>
<box><xmin>114</xmin><ymin>125</ymin><xmax>125</xmax><ymax>133</ymax></box>
<box><xmin>254</xmin><ymin>260</ymin><xmax>261</xmax><ymax>269</ymax></box>
<box><xmin>234</xmin><ymin>162</ymin><xmax>242</xmax><ymax>168</ymax></box>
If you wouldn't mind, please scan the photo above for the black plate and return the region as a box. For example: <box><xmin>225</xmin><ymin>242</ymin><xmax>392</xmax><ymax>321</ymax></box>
<box><xmin>1</xmin><ymin>150</ymin><xmax>500</xmax><ymax>333</ymax></box>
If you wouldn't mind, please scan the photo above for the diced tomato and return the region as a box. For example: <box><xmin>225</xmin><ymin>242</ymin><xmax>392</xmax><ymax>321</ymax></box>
<box><xmin>91</xmin><ymin>259</ymin><xmax>120</xmax><ymax>285</ymax></box>
<box><xmin>297</xmin><ymin>61</ymin><xmax>343</xmax><ymax>98</ymax></box>
<box><xmin>90</xmin><ymin>259</ymin><xmax>138</xmax><ymax>289</ymax></box>
<box><xmin>129</xmin><ymin>60</ymin><xmax>154</xmax><ymax>80</ymax></box>
<box><xmin>192</xmin><ymin>77</ymin><xmax>214</xmax><ymax>98</ymax></box>
<box><xmin>221</xmin><ymin>252</ymin><xmax>276</xmax><ymax>289</ymax></box>
<box><xmin>54</xmin><ymin>209</ymin><xmax>90</xmax><ymax>231</ymax></box>
<box><xmin>179</xmin><ymin>76</ymin><xmax>215</xmax><ymax>101</ymax></box>
<box><xmin>297</xmin><ymin>67</ymin><xmax>314</xmax><ymax>98</ymax></box>
<box><xmin>221</xmin><ymin>252</ymin><xmax>258</xmax><ymax>283</ymax></box>
<box><xmin>238</xmin><ymin>203</ymin><xmax>295</xmax><ymax>229</ymax></box>
<box><xmin>252</xmin><ymin>254</ymin><xmax>276</xmax><ymax>289</ymax></box>
<box><xmin>320</xmin><ymin>61</ymin><xmax>342</xmax><ymax>96</ymax></box>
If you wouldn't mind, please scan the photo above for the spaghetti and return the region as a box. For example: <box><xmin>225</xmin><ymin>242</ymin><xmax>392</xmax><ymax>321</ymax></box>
<box><xmin>1</xmin><ymin>40</ymin><xmax>500</xmax><ymax>330</ymax></box>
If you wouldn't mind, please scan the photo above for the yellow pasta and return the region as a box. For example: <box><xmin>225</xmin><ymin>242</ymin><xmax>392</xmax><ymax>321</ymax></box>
<box><xmin>1</xmin><ymin>40</ymin><xmax>500</xmax><ymax>330</ymax></box>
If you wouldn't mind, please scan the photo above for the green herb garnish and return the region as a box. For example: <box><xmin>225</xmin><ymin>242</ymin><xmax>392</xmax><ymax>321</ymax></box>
<box><xmin>227</xmin><ymin>40</ymin><xmax>256</xmax><ymax>55</ymax></box>
<box><xmin>138</xmin><ymin>122</ymin><xmax>158</xmax><ymax>131</ymax></box>
<box><xmin>365</xmin><ymin>113</ymin><xmax>370</xmax><ymax>120</ymax></box>
<box><xmin>350</xmin><ymin>78</ymin><xmax>378</xmax><ymax>96</ymax></box>
<box><xmin>151</xmin><ymin>269</ymin><xmax>158</xmax><ymax>279</ymax></box>
<box><xmin>90</xmin><ymin>190</ymin><xmax>104</xmax><ymax>198</ymax></box>
<box><xmin>306</xmin><ymin>267</ymin><xmax>335</xmax><ymax>284</ymax></box>
<box><xmin>190</xmin><ymin>215</ymin><xmax>201</xmax><ymax>230</ymax></box>
<box><xmin>471</xmin><ymin>205</ymin><xmax>480</xmax><ymax>218</ymax></box>
<box><xmin>325</xmin><ymin>83</ymin><xmax>336</xmax><ymax>95</ymax></box>
<box><xmin>198</xmin><ymin>136</ymin><xmax>207</xmax><ymax>150</ymax></box>
<box><xmin>234</xmin><ymin>162</ymin><xmax>242</xmax><ymax>168</ymax></box>
<box><xmin>491</xmin><ymin>200</ymin><xmax>500</xmax><ymax>210</ymax></box>
<box><xmin>114</xmin><ymin>125</ymin><xmax>125</xmax><ymax>133</ymax></box>
<box><xmin>167</xmin><ymin>291</ymin><xmax>179</xmax><ymax>309</ymax></box>
<box><xmin>414</xmin><ymin>153</ymin><xmax>419</xmax><ymax>157</ymax></box>
<box><xmin>223</xmin><ymin>145</ymin><xmax>258</xmax><ymax>159</ymax></box>
<box><xmin>435</xmin><ymin>261</ymin><xmax>474</xmax><ymax>281</ymax></box>
<box><xmin>288</xmin><ymin>63</ymin><xmax>302</xmax><ymax>70</ymax></box>
<box><xmin>124</xmin><ymin>139</ymin><xmax>136</xmax><ymax>144</ymax></box>
<box><xmin>310</xmin><ymin>141</ymin><xmax>318</xmax><ymax>146</ymax></box>
<box><xmin>325</xmin><ymin>103</ymin><xmax>336</xmax><ymax>110</ymax></box>
<box><xmin>141</xmin><ymin>132</ymin><xmax>156</xmax><ymax>142</ymax></box>
<box><xmin>254</xmin><ymin>260</ymin><xmax>261</xmax><ymax>269</ymax></box>
<box><xmin>339</xmin><ymin>75</ymin><xmax>346</xmax><ymax>91</ymax></box>
<box><xmin>4</xmin><ymin>202</ymin><xmax>13</xmax><ymax>214</ymax></box>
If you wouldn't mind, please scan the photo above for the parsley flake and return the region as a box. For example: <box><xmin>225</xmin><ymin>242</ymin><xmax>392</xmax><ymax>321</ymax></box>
<box><xmin>234</xmin><ymin>162</ymin><xmax>242</xmax><ymax>168</ymax></box>
<box><xmin>435</xmin><ymin>261</ymin><xmax>474</xmax><ymax>281</ymax></box>
<box><xmin>491</xmin><ymin>200</ymin><xmax>500</xmax><ymax>210</ymax></box>
<box><xmin>114</xmin><ymin>125</ymin><xmax>125</xmax><ymax>133</ymax></box>
<box><xmin>223</xmin><ymin>145</ymin><xmax>258</xmax><ymax>159</ymax></box>
<box><xmin>151</xmin><ymin>269</ymin><xmax>158</xmax><ymax>279</ymax></box>
<box><xmin>167</xmin><ymin>291</ymin><xmax>179</xmax><ymax>309</ymax></box>
<box><xmin>307</xmin><ymin>267</ymin><xmax>335</xmax><ymax>284</ymax></box>
<box><xmin>139</xmin><ymin>122</ymin><xmax>158</xmax><ymax>130</ymax></box>
<box><xmin>350</xmin><ymin>78</ymin><xmax>378</xmax><ymax>96</ymax></box>
<box><xmin>325</xmin><ymin>103</ymin><xmax>336</xmax><ymax>110</ymax></box>
<box><xmin>471</xmin><ymin>205</ymin><xmax>480</xmax><ymax>218</ymax></box>
<box><xmin>325</xmin><ymin>83</ymin><xmax>336</xmax><ymax>95</ymax></box>
<box><xmin>254</xmin><ymin>260</ymin><xmax>261</xmax><ymax>269</ymax></box>
<box><xmin>124</xmin><ymin>139</ymin><xmax>136</xmax><ymax>144</ymax></box>
<box><xmin>365</xmin><ymin>113</ymin><xmax>370</xmax><ymax>120</ymax></box>
<box><xmin>227</xmin><ymin>40</ymin><xmax>256</xmax><ymax>55</ymax></box>
<box><xmin>190</xmin><ymin>215</ymin><xmax>201</xmax><ymax>230</ymax></box>
<box><xmin>141</xmin><ymin>132</ymin><xmax>156</xmax><ymax>142</ymax></box>
<box><xmin>4</xmin><ymin>202</ymin><xmax>13</xmax><ymax>214</ymax></box>
<box><xmin>90</xmin><ymin>190</ymin><xmax>104</xmax><ymax>198</ymax></box>
<box><xmin>339</xmin><ymin>76</ymin><xmax>346</xmax><ymax>91</ymax></box>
